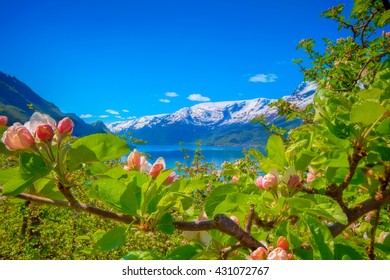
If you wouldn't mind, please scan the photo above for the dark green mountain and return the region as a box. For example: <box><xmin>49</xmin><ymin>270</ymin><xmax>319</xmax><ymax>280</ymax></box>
<box><xmin>0</xmin><ymin>71</ymin><xmax>109</xmax><ymax>136</ymax></box>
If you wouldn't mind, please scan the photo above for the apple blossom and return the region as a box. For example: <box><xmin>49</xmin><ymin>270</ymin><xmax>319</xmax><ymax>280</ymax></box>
<box><xmin>24</xmin><ymin>112</ymin><xmax>56</xmax><ymax>134</ymax></box>
<box><xmin>232</xmin><ymin>176</ymin><xmax>239</xmax><ymax>183</ymax></box>
<box><xmin>35</xmin><ymin>124</ymin><xmax>54</xmax><ymax>141</ymax></box>
<box><xmin>58</xmin><ymin>117</ymin><xmax>74</xmax><ymax>135</ymax></box>
<box><xmin>2</xmin><ymin>123</ymin><xmax>35</xmax><ymax>151</ymax></box>
<box><xmin>263</xmin><ymin>173</ymin><xmax>278</xmax><ymax>189</ymax></box>
<box><xmin>249</xmin><ymin>247</ymin><xmax>268</xmax><ymax>260</ymax></box>
<box><xmin>125</xmin><ymin>149</ymin><xmax>141</xmax><ymax>171</ymax></box>
<box><xmin>267</xmin><ymin>247</ymin><xmax>289</xmax><ymax>260</ymax></box>
<box><xmin>149</xmin><ymin>157</ymin><xmax>166</xmax><ymax>177</ymax></box>
<box><xmin>165</xmin><ymin>172</ymin><xmax>176</xmax><ymax>185</ymax></box>
<box><xmin>0</xmin><ymin>116</ymin><xmax>8</xmax><ymax>126</ymax></box>
<box><xmin>287</xmin><ymin>174</ymin><xmax>300</xmax><ymax>188</ymax></box>
<box><xmin>277</xmin><ymin>236</ymin><xmax>289</xmax><ymax>252</ymax></box>
<box><xmin>140</xmin><ymin>156</ymin><xmax>152</xmax><ymax>174</ymax></box>
<box><xmin>255</xmin><ymin>176</ymin><xmax>264</xmax><ymax>189</ymax></box>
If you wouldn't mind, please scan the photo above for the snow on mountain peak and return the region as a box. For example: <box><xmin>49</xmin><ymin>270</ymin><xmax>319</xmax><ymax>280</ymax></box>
<box><xmin>107</xmin><ymin>82</ymin><xmax>317</xmax><ymax>133</ymax></box>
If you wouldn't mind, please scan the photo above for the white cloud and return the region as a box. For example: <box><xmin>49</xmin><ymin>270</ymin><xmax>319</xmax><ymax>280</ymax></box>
<box><xmin>249</xmin><ymin>73</ymin><xmax>277</xmax><ymax>83</ymax></box>
<box><xmin>159</xmin><ymin>99</ymin><xmax>170</xmax><ymax>103</ymax></box>
<box><xmin>80</xmin><ymin>114</ymin><xmax>93</xmax><ymax>119</ymax></box>
<box><xmin>122</xmin><ymin>109</ymin><xmax>130</xmax><ymax>113</ymax></box>
<box><xmin>165</xmin><ymin>91</ymin><xmax>178</xmax><ymax>97</ymax></box>
<box><xmin>105</xmin><ymin>109</ymin><xmax>120</xmax><ymax>115</ymax></box>
<box><xmin>187</xmin><ymin>94</ymin><xmax>211</xmax><ymax>102</ymax></box>
<box><xmin>127</xmin><ymin>116</ymin><xmax>136</xmax><ymax>120</ymax></box>
<box><xmin>98</xmin><ymin>115</ymin><xmax>109</xmax><ymax>118</ymax></box>
<box><xmin>115</xmin><ymin>116</ymin><xmax>124</xmax><ymax>119</ymax></box>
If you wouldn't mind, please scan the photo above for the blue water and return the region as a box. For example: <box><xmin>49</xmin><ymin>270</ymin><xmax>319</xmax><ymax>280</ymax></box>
<box><xmin>126</xmin><ymin>144</ymin><xmax>245</xmax><ymax>169</ymax></box>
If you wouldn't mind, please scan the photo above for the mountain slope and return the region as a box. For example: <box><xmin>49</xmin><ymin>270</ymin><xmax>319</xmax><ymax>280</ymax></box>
<box><xmin>0</xmin><ymin>71</ymin><xmax>109</xmax><ymax>136</ymax></box>
<box><xmin>108</xmin><ymin>82</ymin><xmax>317</xmax><ymax>147</ymax></box>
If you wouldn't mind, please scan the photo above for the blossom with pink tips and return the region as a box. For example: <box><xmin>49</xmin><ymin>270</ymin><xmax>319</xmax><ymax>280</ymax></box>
<box><xmin>58</xmin><ymin>117</ymin><xmax>74</xmax><ymax>135</ymax></box>
<box><xmin>0</xmin><ymin>116</ymin><xmax>8</xmax><ymax>126</ymax></box>
<box><xmin>125</xmin><ymin>149</ymin><xmax>141</xmax><ymax>171</ymax></box>
<box><xmin>249</xmin><ymin>247</ymin><xmax>268</xmax><ymax>260</ymax></box>
<box><xmin>2</xmin><ymin>123</ymin><xmax>36</xmax><ymax>151</ymax></box>
<box><xmin>165</xmin><ymin>172</ymin><xmax>176</xmax><ymax>185</ymax></box>
<box><xmin>256</xmin><ymin>173</ymin><xmax>278</xmax><ymax>190</ymax></box>
<box><xmin>232</xmin><ymin>176</ymin><xmax>239</xmax><ymax>183</ymax></box>
<box><xmin>267</xmin><ymin>247</ymin><xmax>289</xmax><ymax>260</ymax></box>
<box><xmin>277</xmin><ymin>236</ymin><xmax>289</xmax><ymax>252</ymax></box>
<box><xmin>287</xmin><ymin>175</ymin><xmax>300</xmax><ymax>188</ymax></box>
<box><xmin>36</xmin><ymin>124</ymin><xmax>54</xmax><ymax>141</ymax></box>
<box><xmin>149</xmin><ymin>157</ymin><xmax>166</xmax><ymax>177</ymax></box>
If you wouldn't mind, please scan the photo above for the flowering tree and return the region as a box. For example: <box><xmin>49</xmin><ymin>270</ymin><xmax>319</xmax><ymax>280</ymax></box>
<box><xmin>0</xmin><ymin>0</ymin><xmax>389</xmax><ymax>260</ymax></box>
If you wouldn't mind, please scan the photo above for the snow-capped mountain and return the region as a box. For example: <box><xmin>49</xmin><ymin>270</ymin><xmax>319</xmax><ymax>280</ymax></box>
<box><xmin>108</xmin><ymin>82</ymin><xmax>317</xmax><ymax>147</ymax></box>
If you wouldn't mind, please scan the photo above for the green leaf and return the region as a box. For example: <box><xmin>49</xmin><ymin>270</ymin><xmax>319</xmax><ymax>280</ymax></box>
<box><xmin>295</xmin><ymin>151</ymin><xmax>317</xmax><ymax>171</ymax></box>
<box><xmin>88</xmin><ymin>162</ymin><xmax>110</xmax><ymax>175</ymax></box>
<box><xmin>378</xmin><ymin>9</ymin><xmax>390</xmax><ymax>27</ymax></box>
<box><xmin>34</xmin><ymin>178</ymin><xmax>64</xmax><ymax>200</ymax></box>
<box><xmin>302</xmin><ymin>215</ymin><xmax>334</xmax><ymax>260</ymax></box>
<box><xmin>122</xmin><ymin>251</ymin><xmax>160</xmax><ymax>260</ymax></box>
<box><xmin>90</xmin><ymin>178</ymin><xmax>139</xmax><ymax>215</ymax></box>
<box><xmin>287</xmin><ymin>194</ymin><xmax>348</xmax><ymax>224</ymax></box>
<box><xmin>377</xmin><ymin>117</ymin><xmax>390</xmax><ymax>135</ymax></box>
<box><xmin>155</xmin><ymin>168</ymin><xmax>174</xmax><ymax>187</ymax></box>
<box><xmin>350</xmin><ymin>102</ymin><xmax>386</xmax><ymax>126</ymax></box>
<box><xmin>204</xmin><ymin>185</ymin><xmax>237</xmax><ymax>217</ymax></box>
<box><xmin>20</xmin><ymin>153</ymin><xmax>51</xmax><ymax>178</ymax></box>
<box><xmin>334</xmin><ymin>244</ymin><xmax>363</xmax><ymax>260</ymax></box>
<box><xmin>156</xmin><ymin>212</ymin><xmax>175</xmax><ymax>234</ymax></box>
<box><xmin>0</xmin><ymin>153</ymin><xmax>51</xmax><ymax>196</ymax></box>
<box><xmin>166</xmin><ymin>244</ymin><xmax>203</xmax><ymax>260</ymax></box>
<box><xmin>357</xmin><ymin>88</ymin><xmax>383</xmax><ymax>101</ymax></box>
<box><xmin>266</xmin><ymin>135</ymin><xmax>286</xmax><ymax>167</ymax></box>
<box><xmin>68</xmin><ymin>134</ymin><xmax>130</xmax><ymax>164</ymax></box>
<box><xmin>93</xmin><ymin>226</ymin><xmax>127</xmax><ymax>252</ymax></box>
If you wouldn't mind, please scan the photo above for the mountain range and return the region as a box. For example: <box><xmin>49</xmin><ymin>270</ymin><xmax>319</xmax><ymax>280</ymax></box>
<box><xmin>0</xmin><ymin>69</ymin><xmax>316</xmax><ymax>146</ymax></box>
<box><xmin>108</xmin><ymin>82</ymin><xmax>317</xmax><ymax>147</ymax></box>
<box><xmin>0</xmin><ymin>71</ymin><xmax>109</xmax><ymax>136</ymax></box>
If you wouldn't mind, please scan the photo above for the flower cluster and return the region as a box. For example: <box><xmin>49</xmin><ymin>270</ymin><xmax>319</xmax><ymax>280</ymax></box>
<box><xmin>1</xmin><ymin>112</ymin><xmax>74</xmax><ymax>152</ymax></box>
<box><xmin>249</xmin><ymin>236</ymin><xmax>294</xmax><ymax>260</ymax></box>
<box><xmin>124</xmin><ymin>149</ymin><xmax>175</xmax><ymax>182</ymax></box>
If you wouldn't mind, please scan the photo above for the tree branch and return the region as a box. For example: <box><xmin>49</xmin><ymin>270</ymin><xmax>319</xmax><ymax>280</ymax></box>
<box><xmin>0</xmin><ymin>186</ymin><xmax>138</xmax><ymax>224</ymax></box>
<box><xmin>329</xmin><ymin>189</ymin><xmax>390</xmax><ymax>237</ymax></box>
<box><xmin>174</xmin><ymin>214</ymin><xmax>266</xmax><ymax>251</ymax></box>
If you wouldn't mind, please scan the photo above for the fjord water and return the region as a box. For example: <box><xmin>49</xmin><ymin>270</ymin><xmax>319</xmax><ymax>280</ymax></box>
<box><xmin>129</xmin><ymin>144</ymin><xmax>245</xmax><ymax>169</ymax></box>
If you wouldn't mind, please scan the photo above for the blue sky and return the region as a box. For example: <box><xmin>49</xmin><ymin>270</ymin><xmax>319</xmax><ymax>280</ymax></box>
<box><xmin>0</xmin><ymin>0</ymin><xmax>352</xmax><ymax>123</ymax></box>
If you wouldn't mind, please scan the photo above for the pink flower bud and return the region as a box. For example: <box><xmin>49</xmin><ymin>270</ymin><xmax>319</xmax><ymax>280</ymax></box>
<box><xmin>230</xmin><ymin>215</ymin><xmax>240</xmax><ymax>226</ymax></box>
<box><xmin>126</xmin><ymin>149</ymin><xmax>141</xmax><ymax>170</ymax></box>
<box><xmin>267</xmin><ymin>247</ymin><xmax>289</xmax><ymax>260</ymax></box>
<box><xmin>149</xmin><ymin>157</ymin><xmax>166</xmax><ymax>177</ymax></box>
<box><xmin>0</xmin><ymin>116</ymin><xmax>8</xmax><ymax>126</ymax></box>
<box><xmin>249</xmin><ymin>247</ymin><xmax>268</xmax><ymax>260</ymax></box>
<box><xmin>232</xmin><ymin>176</ymin><xmax>239</xmax><ymax>183</ymax></box>
<box><xmin>35</xmin><ymin>124</ymin><xmax>54</xmax><ymax>141</ymax></box>
<box><xmin>277</xmin><ymin>236</ymin><xmax>289</xmax><ymax>252</ymax></box>
<box><xmin>57</xmin><ymin>117</ymin><xmax>74</xmax><ymax>135</ymax></box>
<box><xmin>263</xmin><ymin>173</ymin><xmax>278</xmax><ymax>190</ymax></box>
<box><xmin>165</xmin><ymin>172</ymin><xmax>176</xmax><ymax>185</ymax></box>
<box><xmin>255</xmin><ymin>176</ymin><xmax>264</xmax><ymax>189</ymax></box>
<box><xmin>287</xmin><ymin>175</ymin><xmax>300</xmax><ymax>188</ymax></box>
<box><xmin>1</xmin><ymin>123</ymin><xmax>35</xmax><ymax>151</ymax></box>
